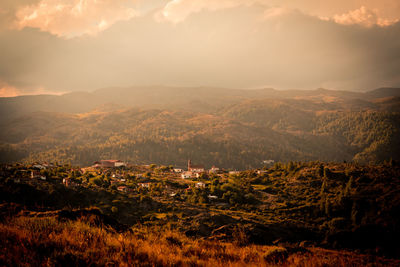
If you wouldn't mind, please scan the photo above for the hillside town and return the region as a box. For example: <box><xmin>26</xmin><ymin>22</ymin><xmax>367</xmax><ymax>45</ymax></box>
<box><xmin>0</xmin><ymin>159</ymin><xmax>260</xmax><ymax>204</ymax></box>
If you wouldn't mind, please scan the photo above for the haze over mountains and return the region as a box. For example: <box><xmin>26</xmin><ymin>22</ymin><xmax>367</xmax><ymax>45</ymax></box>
<box><xmin>0</xmin><ymin>86</ymin><xmax>399</xmax><ymax>168</ymax></box>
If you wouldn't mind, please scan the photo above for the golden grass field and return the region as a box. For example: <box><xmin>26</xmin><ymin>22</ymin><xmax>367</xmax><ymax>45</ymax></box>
<box><xmin>1</xmin><ymin>215</ymin><xmax>398</xmax><ymax>266</ymax></box>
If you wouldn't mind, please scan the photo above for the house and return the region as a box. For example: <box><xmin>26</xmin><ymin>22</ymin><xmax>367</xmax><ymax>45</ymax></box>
<box><xmin>195</xmin><ymin>182</ymin><xmax>206</xmax><ymax>188</ymax></box>
<box><xmin>63</xmin><ymin>178</ymin><xmax>78</xmax><ymax>187</ymax></box>
<box><xmin>42</xmin><ymin>162</ymin><xmax>55</xmax><ymax>168</ymax></box>
<box><xmin>117</xmin><ymin>186</ymin><xmax>128</xmax><ymax>192</ymax></box>
<box><xmin>181</xmin><ymin>172</ymin><xmax>193</xmax><ymax>179</ymax></box>
<box><xmin>81</xmin><ymin>167</ymin><xmax>96</xmax><ymax>173</ymax></box>
<box><xmin>92</xmin><ymin>163</ymin><xmax>102</xmax><ymax>168</ymax></box>
<box><xmin>33</xmin><ymin>164</ymin><xmax>46</xmax><ymax>170</ymax></box>
<box><xmin>31</xmin><ymin>171</ymin><xmax>46</xmax><ymax>180</ymax></box>
<box><xmin>209</xmin><ymin>166</ymin><xmax>220</xmax><ymax>174</ymax></box>
<box><xmin>173</xmin><ymin>168</ymin><xmax>184</xmax><ymax>173</ymax></box>
<box><xmin>112</xmin><ymin>174</ymin><xmax>126</xmax><ymax>182</ymax></box>
<box><xmin>93</xmin><ymin>160</ymin><xmax>126</xmax><ymax>168</ymax></box>
<box><xmin>263</xmin><ymin>160</ymin><xmax>275</xmax><ymax>165</ymax></box>
<box><xmin>138</xmin><ymin>183</ymin><xmax>151</xmax><ymax>188</ymax></box>
<box><xmin>257</xmin><ymin>170</ymin><xmax>268</xmax><ymax>175</ymax></box>
<box><xmin>229</xmin><ymin>171</ymin><xmax>240</xmax><ymax>175</ymax></box>
<box><xmin>110</xmin><ymin>180</ymin><xmax>120</xmax><ymax>185</ymax></box>
<box><xmin>187</xmin><ymin>160</ymin><xmax>205</xmax><ymax>173</ymax></box>
<box><xmin>208</xmin><ymin>195</ymin><xmax>218</xmax><ymax>200</ymax></box>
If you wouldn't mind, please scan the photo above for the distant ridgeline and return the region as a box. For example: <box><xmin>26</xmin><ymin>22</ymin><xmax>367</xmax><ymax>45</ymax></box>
<box><xmin>0</xmin><ymin>86</ymin><xmax>399</xmax><ymax>168</ymax></box>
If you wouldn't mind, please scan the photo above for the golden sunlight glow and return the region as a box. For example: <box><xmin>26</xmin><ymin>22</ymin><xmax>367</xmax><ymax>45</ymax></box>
<box><xmin>15</xmin><ymin>0</ymin><xmax>138</xmax><ymax>38</ymax></box>
<box><xmin>0</xmin><ymin>81</ymin><xmax>66</xmax><ymax>97</ymax></box>
<box><xmin>332</xmin><ymin>6</ymin><xmax>399</xmax><ymax>27</ymax></box>
<box><xmin>0</xmin><ymin>83</ymin><xmax>20</xmax><ymax>97</ymax></box>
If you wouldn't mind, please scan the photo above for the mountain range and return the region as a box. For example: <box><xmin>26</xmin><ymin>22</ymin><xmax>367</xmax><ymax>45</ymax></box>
<box><xmin>0</xmin><ymin>86</ymin><xmax>399</xmax><ymax>168</ymax></box>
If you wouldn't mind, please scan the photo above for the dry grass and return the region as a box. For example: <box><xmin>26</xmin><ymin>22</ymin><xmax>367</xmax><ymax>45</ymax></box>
<box><xmin>0</xmin><ymin>216</ymin><xmax>398</xmax><ymax>266</ymax></box>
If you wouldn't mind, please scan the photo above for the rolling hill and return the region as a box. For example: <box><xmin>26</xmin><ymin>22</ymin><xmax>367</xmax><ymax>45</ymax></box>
<box><xmin>0</xmin><ymin>87</ymin><xmax>399</xmax><ymax>168</ymax></box>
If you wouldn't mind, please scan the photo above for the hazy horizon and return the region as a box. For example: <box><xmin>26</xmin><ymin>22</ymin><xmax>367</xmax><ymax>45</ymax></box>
<box><xmin>1</xmin><ymin>84</ymin><xmax>399</xmax><ymax>99</ymax></box>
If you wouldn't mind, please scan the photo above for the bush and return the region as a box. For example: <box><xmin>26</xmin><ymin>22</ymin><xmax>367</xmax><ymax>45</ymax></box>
<box><xmin>327</xmin><ymin>217</ymin><xmax>348</xmax><ymax>231</ymax></box>
<box><xmin>232</xmin><ymin>225</ymin><xmax>248</xmax><ymax>246</ymax></box>
<box><xmin>165</xmin><ymin>236</ymin><xmax>182</xmax><ymax>247</ymax></box>
<box><xmin>263</xmin><ymin>247</ymin><xmax>288</xmax><ymax>263</ymax></box>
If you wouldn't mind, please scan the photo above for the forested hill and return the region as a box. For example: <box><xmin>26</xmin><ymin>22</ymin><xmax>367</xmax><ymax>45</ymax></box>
<box><xmin>0</xmin><ymin>87</ymin><xmax>399</xmax><ymax>168</ymax></box>
<box><xmin>1</xmin><ymin>86</ymin><xmax>399</xmax><ymax>123</ymax></box>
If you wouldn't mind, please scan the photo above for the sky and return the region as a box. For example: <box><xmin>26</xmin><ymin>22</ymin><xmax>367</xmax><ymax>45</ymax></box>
<box><xmin>0</xmin><ymin>0</ymin><xmax>400</xmax><ymax>96</ymax></box>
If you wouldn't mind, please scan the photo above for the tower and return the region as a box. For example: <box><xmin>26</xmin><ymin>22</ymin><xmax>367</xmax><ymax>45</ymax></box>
<box><xmin>188</xmin><ymin>159</ymin><xmax>192</xmax><ymax>171</ymax></box>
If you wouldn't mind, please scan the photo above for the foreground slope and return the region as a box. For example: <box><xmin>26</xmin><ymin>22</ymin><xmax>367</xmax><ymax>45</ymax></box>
<box><xmin>1</xmin><ymin>161</ymin><xmax>400</xmax><ymax>266</ymax></box>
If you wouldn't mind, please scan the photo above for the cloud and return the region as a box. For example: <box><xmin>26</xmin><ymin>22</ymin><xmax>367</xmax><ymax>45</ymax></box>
<box><xmin>0</xmin><ymin>0</ymin><xmax>41</xmax><ymax>30</ymax></box>
<box><xmin>5</xmin><ymin>0</ymin><xmax>400</xmax><ymax>38</ymax></box>
<box><xmin>332</xmin><ymin>6</ymin><xmax>399</xmax><ymax>27</ymax></box>
<box><xmin>158</xmin><ymin>0</ymin><xmax>262</xmax><ymax>23</ymax></box>
<box><xmin>158</xmin><ymin>0</ymin><xmax>400</xmax><ymax>27</ymax></box>
<box><xmin>0</xmin><ymin>3</ymin><xmax>399</xmax><ymax>94</ymax></box>
<box><xmin>14</xmin><ymin>0</ymin><xmax>138</xmax><ymax>38</ymax></box>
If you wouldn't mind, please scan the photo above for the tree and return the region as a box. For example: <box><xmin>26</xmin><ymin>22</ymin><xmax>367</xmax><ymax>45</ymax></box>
<box><xmin>287</xmin><ymin>161</ymin><xmax>295</xmax><ymax>172</ymax></box>
<box><xmin>325</xmin><ymin>199</ymin><xmax>331</xmax><ymax>217</ymax></box>
<box><xmin>320</xmin><ymin>178</ymin><xmax>328</xmax><ymax>194</ymax></box>
<box><xmin>318</xmin><ymin>164</ymin><xmax>324</xmax><ymax>177</ymax></box>
<box><xmin>344</xmin><ymin>176</ymin><xmax>353</xmax><ymax>197</ymax></box>
<box><xmin>351</xmin><ymin>201</ymin><xmax>359</xmax><ymax>226</ymax></box>
<box><xmin>323</xmin><ymin>167</ymin><xmax>331</xmax><ymax>179</ymax></box>
<box><xmin>149</xmin><ymin>164</ymin><xmax>157</xmax><ymax>169</ymax></box>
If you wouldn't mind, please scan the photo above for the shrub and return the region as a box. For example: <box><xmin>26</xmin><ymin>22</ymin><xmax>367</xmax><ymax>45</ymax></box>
<box><xmin>263</xmin><ymin>247</ymin><xmax>288</xmax><ymax>263</ymax></box>
<box><xmin>165</xmin><ymin>236</ymin><xmax>182</xmax><ymax>247</ymax></box>
<box><xmin>232</xmin><ymin>225</ymin><xmax>248</xmax><ymax>246</ymax></box>
<box><xmin>111</xmin><ymin>206</ymin><xmax>118</xmax><ymax>213</ymax></box>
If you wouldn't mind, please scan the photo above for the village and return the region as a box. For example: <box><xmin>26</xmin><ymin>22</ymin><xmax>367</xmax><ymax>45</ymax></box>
<box><xmin>0</xmin><ymin>159</ymin><xmax>275</xmax><ymax>206</ymax></box>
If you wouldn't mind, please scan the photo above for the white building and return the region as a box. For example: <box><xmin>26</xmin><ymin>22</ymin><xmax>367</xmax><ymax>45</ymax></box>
<box><xmin>195</xmin><ymin>182</ymin><xmax>206</xmax><ymax>188</ymax></box>
<box><xmin>93</xmin><ymin>160</ymin><xmax>126</xmax><ymax>168</ymax></box>
<box><xmin>33</xmin><ymin>164</ymin><xmax>46</xmax><ymax>170</ymax></box>
<box><xmin>181</xmin><ymin>172</ymin><xmax>193</xmax><ymax>179</ymax></box>
<box><xmin>31</xmin><ymin>171</ymin><xmax>46</xmax><ymax>180</ymax></box>
<box><xmin>187</xmin><ymin>160</ymin><xmax>205</xmax><ymax>173</ymax></box>
<box><xmin>263</xmin><ymin>160</ymin><xmax>275</xmax><ymax>165</ymax></box>
<box><xmin>138</xmin><ymin>183</ymin><xmax>151</xmax><ymax>188</ymax></box>
<box><xmin>209</xmin><ymin>166</ymin><xmax>220</xmax><ymax>173</ymax></box>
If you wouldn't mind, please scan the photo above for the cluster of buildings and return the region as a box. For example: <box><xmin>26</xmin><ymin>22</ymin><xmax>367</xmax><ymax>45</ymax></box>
<box><xmin>1</xmin><ymin>163</ymin><xmax>53</xmax><ymax>184</ymax></box>
<box><xmin>4</xmin><ymin>158</ymin><xmax>270</xmax><ymax>197</ymax></box>
<box><xmin>80</xmin><ymin>160</ymin><xmax>127</xmax><ymax>173</ymax></box>
<box><xmin>92</xmin><ymin>160</ymin><xmax>126</xmax><ymax>168</ymax></box>
<box><xmin>178</xmin><ymin>160</ymin><xmax>222</xmax><ymax>179</ymax></box>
